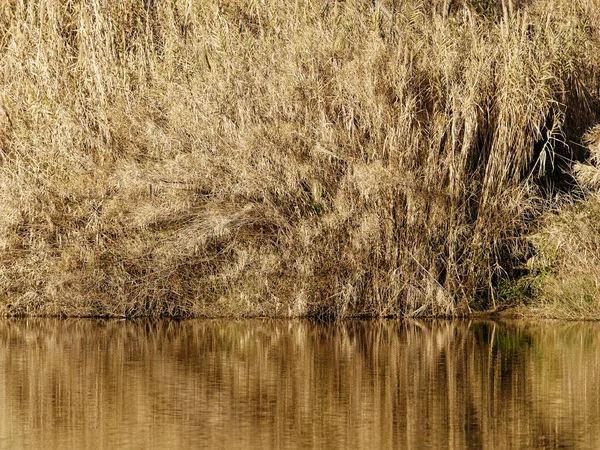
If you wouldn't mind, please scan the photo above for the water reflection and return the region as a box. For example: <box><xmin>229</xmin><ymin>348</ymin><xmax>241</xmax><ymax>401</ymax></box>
<box><xmin>0</xmin><ymin>319</ymin><xmax>599</xmax><ymax>449</ymax></box>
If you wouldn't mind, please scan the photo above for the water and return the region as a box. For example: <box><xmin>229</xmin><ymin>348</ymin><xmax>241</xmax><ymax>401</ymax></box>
<box><xmin>1</xmin><ymin>319</ymin><xmax>600</xmax><ymax>449</ymax></box>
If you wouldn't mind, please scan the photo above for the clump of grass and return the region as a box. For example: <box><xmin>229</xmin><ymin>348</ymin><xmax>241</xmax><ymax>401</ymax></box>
<box><xmin>528</xmin><ymin>125</ymin><xmax>600</xmax><ymax>319</ymax></box>
<box><xmin>0</xmin><ymin>0</ymin><xmax>599</xmax><ymax>318</ymax></box>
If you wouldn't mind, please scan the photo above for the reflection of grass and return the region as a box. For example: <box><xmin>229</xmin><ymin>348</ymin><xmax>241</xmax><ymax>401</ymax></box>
<box><xmin>494</xmin><ymin>327</ymin><xmax>533</xmax><ymax>354</ymax></box>
<box><xmin>1</xmin><ymin>319</ymin><xmax>600</xmax><ymax>449</ymax></box>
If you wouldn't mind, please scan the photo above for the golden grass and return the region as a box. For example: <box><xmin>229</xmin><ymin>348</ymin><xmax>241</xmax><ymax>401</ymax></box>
<box><xmin>528</xmin><ymin>126</ymin><xmax>600</xmax><ymax>319</ymax></box>
<box><xmin>0</xmin><ymin>0</ymin><xmax>599</xmax><ymax>317</ymax></box>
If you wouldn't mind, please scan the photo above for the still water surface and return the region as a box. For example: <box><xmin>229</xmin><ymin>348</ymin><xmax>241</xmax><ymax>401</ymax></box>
<box><xmin>1</xmin><ymin>319</ymin><xmax>600</xmax><ymax>449</ymax></box>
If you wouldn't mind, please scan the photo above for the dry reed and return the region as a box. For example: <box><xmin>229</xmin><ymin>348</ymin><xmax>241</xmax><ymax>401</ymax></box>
<box><xmin>528</xmin><ymin>125</ymin><xmax>600</xmax><ymax>319</ymax></box>
<box><xmin>0</xmin><ymin>0</ymin><xmax>599</xmax><ymax>317</ymax></box>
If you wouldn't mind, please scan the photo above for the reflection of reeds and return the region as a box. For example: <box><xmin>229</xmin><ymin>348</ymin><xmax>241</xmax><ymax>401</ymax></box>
<box><xmin>0</xmin><ymin>1</ymin><xmax>599</xmax><ymax>317</ymax></box>
<box><xmin>0</xmin><ymin>319</ymin><xmax>599</xmax><ymax>449</ymax></box>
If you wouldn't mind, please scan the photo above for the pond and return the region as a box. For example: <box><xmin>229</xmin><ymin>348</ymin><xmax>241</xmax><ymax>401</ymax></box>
<box><xmin>1</xmin><ymin>319</ymin><xmax>599</xmax><ymax>449</ymax></box>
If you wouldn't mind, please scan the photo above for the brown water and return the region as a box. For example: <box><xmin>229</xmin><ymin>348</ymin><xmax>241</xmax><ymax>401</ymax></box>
<box><xmin>1</xmin><ymin>319</ymin><xmax>600</xmax><ymax>449</ymax></box>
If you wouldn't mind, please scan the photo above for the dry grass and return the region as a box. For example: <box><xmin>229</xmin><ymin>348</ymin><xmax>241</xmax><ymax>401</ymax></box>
<box><xmin>0</xmin><ymin>0</ymin><xmax>599</xmax><ymax>317</ymax></box>
<box><xmin>528</xmin><ymin>125</ymin><xmax>600</xmax><ymax>319</ymax></box>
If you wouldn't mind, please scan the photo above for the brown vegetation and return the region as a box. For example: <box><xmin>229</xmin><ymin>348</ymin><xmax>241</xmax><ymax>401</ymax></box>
<box><xmin>527</xmin><ymin>125</ymin><xmax>600</xmax><ymax>319</ymax></box>
<box><xmin>0</xmin><ymin>0</ymin><xmax>599</xmax><ymax>317</ymax></box>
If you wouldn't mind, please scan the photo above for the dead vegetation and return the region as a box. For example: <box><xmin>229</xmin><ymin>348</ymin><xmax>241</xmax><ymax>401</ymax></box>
<box><xmin>527</xmin><ymin>125</ymin><xmax>600</xmax><ymax>319</ymax></box>
<box><xmin>0</xmin><ymin>0</ymin><xmax>599</xmax><ymax>317</ymax></box>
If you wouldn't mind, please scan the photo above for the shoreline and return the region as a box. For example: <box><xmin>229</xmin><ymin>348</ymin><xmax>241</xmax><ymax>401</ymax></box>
<box><xmin>0</xmin><ymin>305</ymin><xmax>596</xmax><ymax>321</ymax></box>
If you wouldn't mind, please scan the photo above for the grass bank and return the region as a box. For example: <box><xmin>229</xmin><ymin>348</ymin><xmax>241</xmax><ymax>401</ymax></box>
<box><xmin>1</xmin><ymin>0</ymin><xmax>599</xmax><ymax>318</ymax></box>
<box><xmin>516</xmin><ymin>126</ymin><xmax>600</xmax><ymax>319</ymax></box>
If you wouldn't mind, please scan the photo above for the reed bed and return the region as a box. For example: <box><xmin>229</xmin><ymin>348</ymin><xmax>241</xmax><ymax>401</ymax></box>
<box><xmin>0</xmin><ymin>0</ymin><xmax>599</xmax><ymax>317</ymax></box>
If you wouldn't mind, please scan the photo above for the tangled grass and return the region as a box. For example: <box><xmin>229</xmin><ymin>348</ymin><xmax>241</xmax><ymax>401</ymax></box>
<box><xmin>525</xmin><ymin>125</ymin><xmax>600</xmax><ymax>319</ymax></box>
<box><xmin>0</xmin><ymin>0</ymin><xmax>599</xmax><ymax>317</ymax></box>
